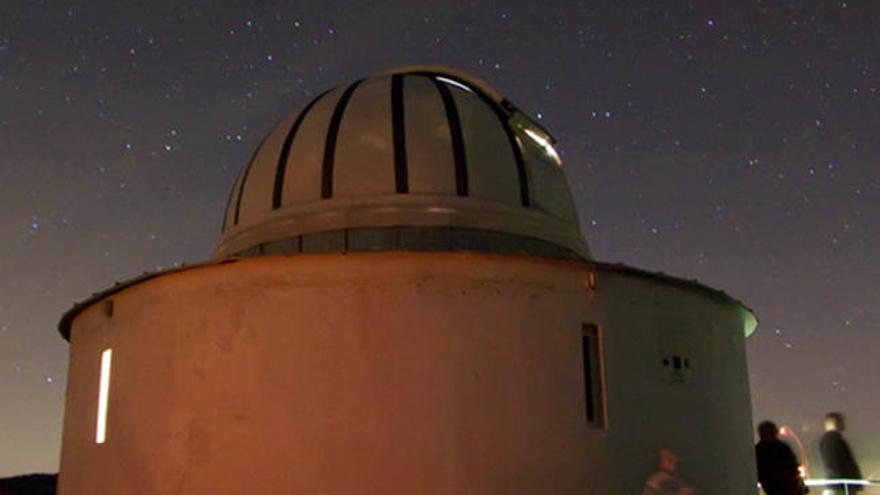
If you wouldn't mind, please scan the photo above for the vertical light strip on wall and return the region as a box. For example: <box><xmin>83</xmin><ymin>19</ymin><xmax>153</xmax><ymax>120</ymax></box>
<box><xmin>95</xmin><ymin>348</ymin><xmax>113</xmax><ymax>444</ymax></box>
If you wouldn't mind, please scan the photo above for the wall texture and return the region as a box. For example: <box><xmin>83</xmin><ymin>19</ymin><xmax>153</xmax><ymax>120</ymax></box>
<box><xmin>58</xmin><ymin>252</ymin><xmax>755</xmax><ymax>494</ymax></box>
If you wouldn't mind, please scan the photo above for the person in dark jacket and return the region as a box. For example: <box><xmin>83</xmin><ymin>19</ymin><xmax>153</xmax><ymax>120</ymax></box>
<box><xmin>755</xmin><ymin>421</ymin><xmax>806</xmax><ymax>495</ymax></box>
<box><xmin>819</xmin><ymin>412</ymin><xmax>862</xmax><ymax>494</ymax></box>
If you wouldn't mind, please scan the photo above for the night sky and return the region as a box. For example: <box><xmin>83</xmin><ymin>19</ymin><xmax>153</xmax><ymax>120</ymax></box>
<box><xmin>1</xmin><ymin>0</ymin><xmax>878</xmax><ymax>478</ymax></box>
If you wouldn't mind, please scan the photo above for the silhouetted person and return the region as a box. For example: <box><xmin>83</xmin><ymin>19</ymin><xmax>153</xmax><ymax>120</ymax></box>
<box><xmin>819</xmin><ymin>413</ymin><xmax>862</xmax><ymax>494</ymax></box>
<box><xmin>755</xmin><ymin>421</ymin><xmax>806</xmax><ymax>495</ymax></box>
<box><xmin>642</xmin><ymin>447</ymin><xmax>694</xmax><ymax>495</ymax></box>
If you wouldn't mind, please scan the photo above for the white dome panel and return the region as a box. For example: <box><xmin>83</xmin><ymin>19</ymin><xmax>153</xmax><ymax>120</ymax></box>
<box><xmin>333</xmin><ymin>77</ymin><xmax>396</xmax><ymax>197</ymax></box>
<box><xmin>452</xmin><ymin>87</ymin><xmax>522</xmax><ymax>208</ymax></box>
<box><xmin>280</xmin><ymin>87</ymin><xmax>344</xmax><ymax>205</ymax></box>
<box><xmin>236</xmin><ymin>114</ymin><xmax>295</xmax><ymax>225</ymax></box>
<box><xmin>522</xmin><ymin>137</ymin><xmax>579</xmax><ymax>225</ymax></box>
<box><xmin>403</xmin><ymin>76</ymin><xmax>457</xmax><ymax>195</ymax></box>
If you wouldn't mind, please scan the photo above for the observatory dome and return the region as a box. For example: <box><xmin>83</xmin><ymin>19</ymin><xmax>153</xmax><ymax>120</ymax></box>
<box><xmin>215</xmin><ymin>66</ymin><xmax>590</xmax><ymax>260</ymax></box>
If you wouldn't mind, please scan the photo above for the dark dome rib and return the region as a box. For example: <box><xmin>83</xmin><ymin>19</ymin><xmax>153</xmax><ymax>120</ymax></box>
<box><xmin>221</xmin><ymin>172</ymin><xmax>238</xmax><ymax>232</ymax></box>
<box><xmin>431</xmin><ymin>77</ymin><xmax>469</xmax><ymax>197</ymax></box>
<box><xmin>321</xmin><ymin>80</ymin><xmax>362</xmax><ymax>199</ymax></box>
<box><xmin>412</xmin><ymin>70</ymin><xmax>530</xmax><ymax>207</ymax></box>
<box><xmin>272</xmin><ymin>89</ymin><xmax>332</xmax><ymax>210</ymax></box>
<box><xmin>391</xmin><ymin>74</ymin><xmax>409</xmax><ymax>194</ymax></box>
<box><xmin>232</xmin><ymin>136</ymin><xmax>269</xmax><ymax>226</ymax></box>
<box><xmin>489</xmin><ymin>99</ymin><xmax>530</xmax><ymax>207</ymax></box>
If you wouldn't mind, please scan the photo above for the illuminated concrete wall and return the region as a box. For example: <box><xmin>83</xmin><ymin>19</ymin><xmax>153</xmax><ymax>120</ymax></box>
<box><xmin>57</xmin><ymin>253</ymin><xmax>755</xmax><ymax>494</ymax></box>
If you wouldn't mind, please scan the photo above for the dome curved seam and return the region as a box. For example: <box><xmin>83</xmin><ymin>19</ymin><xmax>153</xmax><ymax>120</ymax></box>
<box><xmin>272</xmin><ymin>88</ymin><xmax>333</xmax><ymax>210</ymax></box>
<box><xmin>321</xmin><ymin>80</ymin><xmax>363</xmax><ymax>199</ymax></box>
<box><xmin>231</xmin><ymin>133</ymin><xmax>270</xmax><ymax>227</ymax></box>
<box><xmin>391</xmin><ymin>74</ymin><xmax>409</xmax><ymax>193</ymax></box>
<box><xmin>411</xmin><ymin>70</ymin><xmax>531</xmax><ymax>207</ymax></box>
<box><xmin>431</xmin><ymin>76</ymin><xmax>469</xmax><ymax>197</ymax></box>
<box><xmin>221</xmin><ymin>171</ymin><xmax>238</xmax><ymax>232</ymax></box>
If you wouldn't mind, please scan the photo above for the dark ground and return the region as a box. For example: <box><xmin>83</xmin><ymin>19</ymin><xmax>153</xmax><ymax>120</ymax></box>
<box><xmin>0</xmin><ymin>474</ymin><xmax>57</xmax><ymax>495</ymax></box>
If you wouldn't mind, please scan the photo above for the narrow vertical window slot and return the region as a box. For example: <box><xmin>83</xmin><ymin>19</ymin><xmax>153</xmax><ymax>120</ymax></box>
<box><xmin>96</xmin><ymin>348</ymin><xmax>113</xmax><ymax>444</ymax></box>
<box><xmin>581</xmin><ymin>324</ymin><xmax>605</xmax><ymax>428</ymax></box>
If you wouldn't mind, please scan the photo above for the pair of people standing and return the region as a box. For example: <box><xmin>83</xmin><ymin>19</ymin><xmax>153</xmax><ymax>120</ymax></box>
<box><xmin>755</xmin><ymin>413</ymin><xmax>863</xmax><ymax>495</ymax></box>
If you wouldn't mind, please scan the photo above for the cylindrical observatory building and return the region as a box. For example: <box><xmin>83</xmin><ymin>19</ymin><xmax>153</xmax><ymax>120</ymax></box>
<box><xmin>57</xmin><ymin>66</ymin><xmax>758</xmax><ymax>494</ymax></box>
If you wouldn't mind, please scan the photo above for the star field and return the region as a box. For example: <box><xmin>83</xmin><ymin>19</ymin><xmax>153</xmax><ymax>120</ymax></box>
<box><xmin>1</xmin><ymin>0</ymin><xmax>878</xmax><ymax>477</ymax></box>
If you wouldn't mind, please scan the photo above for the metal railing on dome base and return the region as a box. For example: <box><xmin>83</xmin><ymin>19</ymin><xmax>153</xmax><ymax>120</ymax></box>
<box><xmin>805</xmin><ymin>478</ymin><xmax>879</xmax><ymax>494</ymax></box>
<box><xmin>759</xmin><ymin>479</ymin><xmax>880</xmax><ymax>495</ymax></box>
